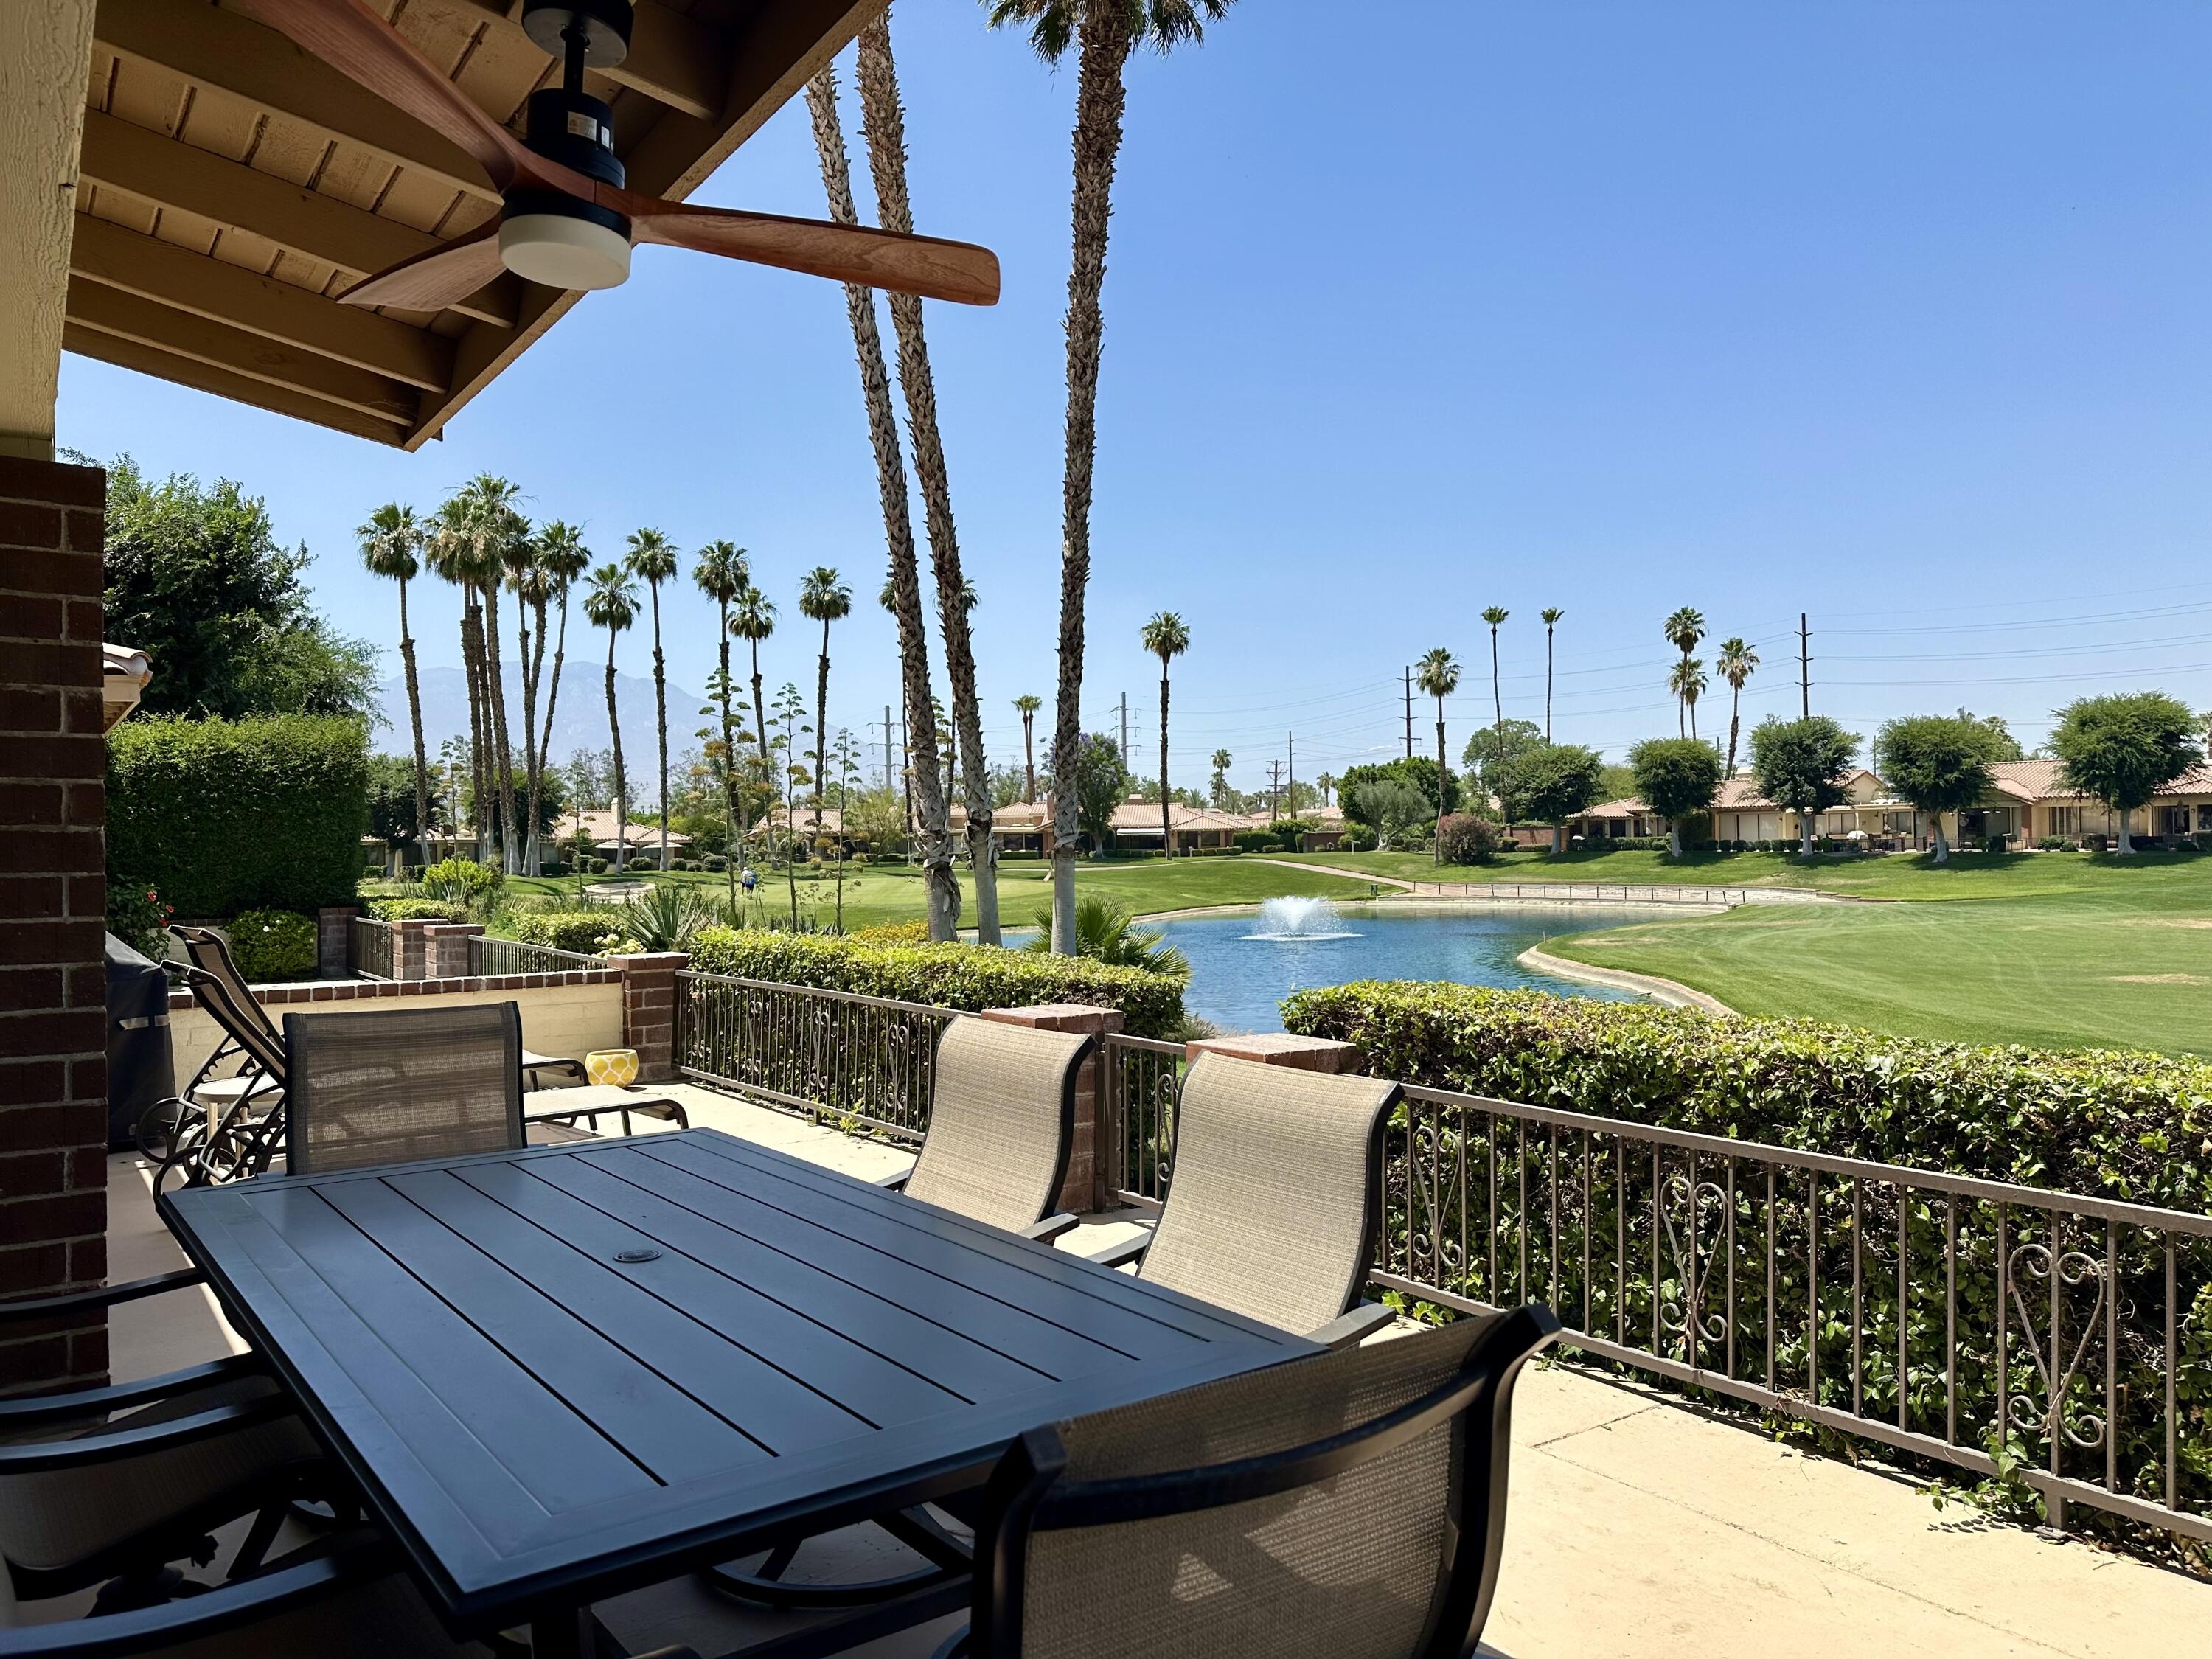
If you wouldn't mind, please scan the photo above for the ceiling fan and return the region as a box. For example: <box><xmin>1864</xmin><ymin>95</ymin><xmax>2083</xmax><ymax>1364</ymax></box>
<box><xmin>237</xmin><ymin>0</ymin><xmax>1000</xmax><ymax>311</ymax></box>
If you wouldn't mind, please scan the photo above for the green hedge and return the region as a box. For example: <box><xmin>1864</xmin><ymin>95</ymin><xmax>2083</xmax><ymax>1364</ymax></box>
<box><xmin>514</xmin><ymin>910</ymin><xmax>628</xmax><ymax>953</ymax></box>
<box><xmin>1281</xmin><ymin>981</ymin><xmax>2212</xmax><ymax>1209</ymax></box>
<box><xmin>108</xmin><ymin>715</ymin><xmax>367</xmax><ymax>918</ymax></box>
<box><xmin>226</xmin><ymin>909</ymin><xmax>317</xmax><ymax>982</ymax></box>
<box><xmin>687</xmin><ymin>928</ymin><xmax>1186</xmax><ymax>1039</ymax></box>
<box><xmin>366</xmin><ymin>897</ymin><xmax>461</xmax><ymax>922</ymax></box>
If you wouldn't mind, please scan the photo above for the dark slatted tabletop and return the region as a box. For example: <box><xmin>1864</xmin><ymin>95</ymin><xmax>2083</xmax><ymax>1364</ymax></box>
<box><xmin>159</xmin><ymin>1127</ymin><xmax>1313</xmax><ymax>1632</ymax></box>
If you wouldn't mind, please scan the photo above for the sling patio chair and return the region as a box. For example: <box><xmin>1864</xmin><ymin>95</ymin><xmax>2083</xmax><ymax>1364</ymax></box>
<box><xmin>0</xmin><ymin>1272</ymin><xmax>333</xmax><ymax>1621</ymax></box>
<box><xmin>0</xmin><ymin>1528</ymin><xmax>703</xmax><ymax>1658</ymax></box>
<box><xmin>285</xmin><ymin>1001</ymin><xmax>606</xmax><ymax>1178</ymax></box>
<box><xmin>705</xmin><ymin>1015</ymin><xmax>1096</xmax><ymax>1610</ymax></box>
<box><xmin>930</xmin><ymin>1304</ymin><xmax>1561</xmax><ymax>1659</ymax></box>
<box><xmin>142</xmin><ymin>968</ymin><xmax>294</xmax><ymax>1197</ymax></box>
<box><xmin>1083</xmin><ymin>1052</ymin><xmax>1403</xmax><ymax>1352</ymax></box>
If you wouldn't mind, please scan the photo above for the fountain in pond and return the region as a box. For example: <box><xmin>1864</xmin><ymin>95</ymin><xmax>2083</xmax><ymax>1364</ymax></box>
<box><xmin>1245</xmin><ymin>895</ymin><xmax>1358</xmax><ymax>942</ymax></box>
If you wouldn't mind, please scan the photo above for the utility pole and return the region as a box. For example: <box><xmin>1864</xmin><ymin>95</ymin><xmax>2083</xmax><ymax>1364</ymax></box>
<box><xmin>1287</xmin><ymin>731</ymin><xmax>1295</xmax><ymax>817</ymax></box>
<box><xmin>872</xmin><ymin>706</ymin><xmax>897</xmax><ymax>793</ymax></box>
<box><xmin>1119</xmin><ymin>692</ymin><xmax>1129</xmax><ymax>768</ymax></box>
<box><xmin>1267</xmin><ymin>759</ymin><xmax>1285</xmax><ymax>822</ymax></box>
<box><xmin>1404</xmin><ymin>667</ymin><xmax>1413</xmax><ymax>759</ymax></box>
<box><xmin>1798</xmin><ymin>613</ymin><xmax>1812</xmax><ymax>719</ymax></box>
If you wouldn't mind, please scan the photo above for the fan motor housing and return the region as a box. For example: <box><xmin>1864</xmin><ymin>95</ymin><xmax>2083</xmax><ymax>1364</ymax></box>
<box><xmin>525</xmin><ymin>88</ymin><xmax>625</xmax><ymax>189</ymax></box>
<box><xmin>521</xmin><ymin>0</ymin><xmax>634</xmax><ymax>67</ymax></box>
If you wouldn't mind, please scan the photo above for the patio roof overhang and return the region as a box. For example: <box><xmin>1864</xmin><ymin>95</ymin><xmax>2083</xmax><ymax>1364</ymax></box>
<box><xmin>2</xmin><ymin>0</ymin><xmax>880</xmax><ymax>459</ymax></box>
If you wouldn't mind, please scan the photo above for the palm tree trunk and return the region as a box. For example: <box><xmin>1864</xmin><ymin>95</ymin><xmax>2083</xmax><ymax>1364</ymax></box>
<box><xmin>481</xmin><ymin>585</ymin><xmax>518</xmax><ymax>872</ymax></box>
<box><xmin>1022</xmin><ymin>713</ymin><xmax>1035</xmax><ymax>803</ymax></box>
<box><xmin>538</xmin><ymin>589</ymin><xmax>571</xmax><ymax>855</ymax></box>
<box><xmin>807</xmin><ymin>65</ymin><xmax>958</xmax><ymax>939</ymax></box>
<box><xmin>813</xmin><ymin>618</ymin><xmax>831</xmax><ymax>838</ymax></box>
<box><xmin>1489</xmin><ymin>632</ymin><xmax>1502</xmax><ymax>737</ymax></box>
<box><xmin>397</xmin><ymin>577</ymin><xmax>430</xmax><ymax>869</ymax></box>
<box><xmin>650</xmin><ymin>584</ymin><xmax>669</xmax><ymax>872</ymax></box>
<box><xmin>1726</xmin><ymin>689</ymin><xmax>1742</xmax><ymax>776</ymax></box>
<box><xmin>716</xmin><ymin>599</ymin><xmax>738</xmax><ymax>914</ymax></box>
<box><xmin>857</xmin><ymin>17</ymin><xmax>999</xmax><ymax>944</ymax></box>
<box><xmin>1433</xmin><ymin>709</ymin><xmax>1447</xmax><ymax>866</ymax></box>
<box><xmin>1158</xmin><ymin>666</ymin><xmax>1172</xmax><ymax>860</ymax></box>
<box><xmin>1045</xmin><ymin>4</ymin><xmax>1133</xmax><ymax>952</ymax></box>
<box><xmin>604</xmin><ymin>632</ymin><xmax>627</xmax><ymax>876</ymax></box>
<box><xmin>461</xmin><ymin>597</ymin><xmax>493</xmax><ymax>863</ymax></box>
<box><xmin>1544</xmin><ymin>627</ymin><xmax>1554</xmax><ymax>742</ymax></box>
<box><xmin>1688</xmin><ymin>698</ymin><xmax>1698</xmax><ymax>742</ymax></box>
<box><xmin>517</xmin><ymin>588</ymin><xmax>542</xmax><ymax>874</ymax></box>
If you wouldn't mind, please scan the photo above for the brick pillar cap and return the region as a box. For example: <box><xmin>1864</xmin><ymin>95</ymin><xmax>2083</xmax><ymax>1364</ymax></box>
<box><xmin>319</xmin><ymin>904</ymin><xmax>361</xmax><ymax>916</ymax></box>
<box><xmin>1186</xmin><ymin>1032</ymin><xmax>1364</xmax><ymax>1074</ymax></box>
<box><xmin>617</xmin><ymin>951</ymin><xmax>690</xmax><ymax>970</ymax></box>
<box><xmin>983</xmin><ymin>1003</ymin><xmax>1125</xmax><ymax>1034</ymax></box>
<box><xmin>426</xmin><ymin>922</ymin><xmax>485</xmax><ymax>935</ymax></box>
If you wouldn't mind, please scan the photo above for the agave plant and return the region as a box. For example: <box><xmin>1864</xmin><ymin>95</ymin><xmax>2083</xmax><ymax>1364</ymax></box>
<box><xmin>619</xmin><ymin>883</ymin><xmax>723</xmax><ymax>953</ymax></box>
<box><xmin>1021</xmin><ymin>894</ymin><xmax>1187</xmax><ymax>978</ymax></box>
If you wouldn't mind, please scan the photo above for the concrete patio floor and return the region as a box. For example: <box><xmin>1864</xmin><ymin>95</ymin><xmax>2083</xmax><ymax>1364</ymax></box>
<box><xmin>87</xmin><ymin>1084</ymin><xmax>2211</xmax><ymax>1658</ymax></box>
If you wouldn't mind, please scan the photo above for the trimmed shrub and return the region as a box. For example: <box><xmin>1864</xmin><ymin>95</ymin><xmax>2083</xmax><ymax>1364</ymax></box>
<box><xmin>227</xmin><ymin>909</ymin><xmax>317</xmax><ymax>982</ymax></box>
<box><xmin>687</xmin><ymin>928</ymin><xmax>1186</xmax><ymax>1039</ymax></box>
<box><xmin>108</xmin><ymin>714</ymin><xmax>368</xmax><ymax>918</ymax></box>
<box><xmin>1281</xmin><ymin>981</ymin><xmax>2211</xmax><ymax>1210</ymax></box>
<box><xmin>1341</xmin><ymin>823</ymin><xmax>1378</xmax><ymax>852</ymax></box>
<box><xmin>366</xmin><ymin>897</ymin><xmax>461</xmax><ymax>922</ymax></box>
<box><xmin>513</xmin><ymin>910</ymin><xmax>622</xmax><ymax>954</ymax></box>
<box><xmin>1231</xmin><ymin>831</ymin><xmax>1276</xmax><ymax>854</ymax></box>
<box><xmin>1434</xmin><ymin>813</ymin><xmax>1505</xmax><ymax>866</ymax></box>
<box><xmin>852</xmin><ymin>919</ymin><xmax>929</xmax><ymax>944</ymax></box>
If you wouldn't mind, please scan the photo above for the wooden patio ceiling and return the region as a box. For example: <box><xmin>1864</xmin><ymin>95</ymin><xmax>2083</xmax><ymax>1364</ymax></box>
<box><xmin>64</xmin><ymin>0</ymin><xmax>877</xmax><ymax>450</ymax></box>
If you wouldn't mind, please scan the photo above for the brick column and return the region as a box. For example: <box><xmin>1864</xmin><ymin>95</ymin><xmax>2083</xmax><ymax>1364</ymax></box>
<box><xmin>619</xmin><ymin>952</ymin><xmax>687</xmax><ymax>1081</ymax></box>
<box><xmin>0</xmin><ymin>455</ymin><xmax>108</xmax><ymax>1395</ymax></box>
<box><xmin>427</xmin><ymin>922</ymin><xmax>482</xmax><ymax>981</ymax></box>
<box><xmin>317</xmin><ymin>905</ymin><xmax>357</xmax><ymax>977</ymax></box>
<box><xmin>983</xmin><ymin>1003</ymin><xmax>1124</xmax><ymax>1215</ymax></box>
<box><xmin>1185</xmin><ymin>1032</ymin><xmax>1364</xmax><ymax>1074</ymax></box>
<box><xmin>391</xmin><ymin>917</ymin><xmax>433</xmax><ymax>981</ymax></box>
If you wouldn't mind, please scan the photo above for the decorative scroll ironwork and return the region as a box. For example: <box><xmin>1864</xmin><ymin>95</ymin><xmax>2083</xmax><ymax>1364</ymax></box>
<box><xmin>1659</xmin><ymin>1170</ymin><xmax>1731</xmax><ymax>1357</ymax></box>
<box><xmin>2006</xmin><ymin>1242</ymin><xmax>2110</xmax><ymax>1451</ymax></box>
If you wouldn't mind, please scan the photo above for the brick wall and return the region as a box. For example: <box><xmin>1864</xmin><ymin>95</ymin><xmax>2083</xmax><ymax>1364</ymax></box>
<box><xmin>0</xmin><ymin>455</ymin><xmax>109</xmax><ymax>1394</ymax></box>
<box><xmin>619</xmin><ymin>953</ymin><xmax>686</xmax><ymax>1082</ymax></box>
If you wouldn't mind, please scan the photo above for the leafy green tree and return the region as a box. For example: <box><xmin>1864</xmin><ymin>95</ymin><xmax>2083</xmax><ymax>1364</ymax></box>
<box><xmin>1048</xmin><ymin>733</ymin><xmax>1130</xmax><ymax>852</ymax></box>
<box><xmin>2049</xmin><ymin>691</ymin><xmax>2202</xmax><ymax>855</ymax></box>
<box><xmin>1461</xmin><ymin>719</ymin><xmax>1541</xmax><ymax>793</ymax></box>
<box><xmin>1873</xmin><ymin>714</ymin><xmax>2006</xmax><ymax>862</ymax></box>
<box><xmin>1629</xmin><ymin>737</ymin><xmax>1723</xmax><ymax>858</ymax></box>
<box><xmin>1345</xmin><ymin>779</ymin><xmax>1433</xmax><ymax>852</ymax></box>
<box><xmin>1497</xmin><ymin>742</ymin><xmax>1607</xmax><ymax>853</ymax></box>
<box><xmin>1958</xmin><ymin>708</ymin><xmax>2025</xmax><ymax>761</ymax></box>
<box><xmin>1340</xmin><ymin>757</ymin><xmax>1459</xmax><ymax>824</ymax></box>
<box><xmin>1750</xmin><ymin>714</ymin><xmax>1860</xmax><ymax>857</ymax></box>
<box><xmin>101</xmin><ymin>456</ymin><xmax>375</xmax><ymax>720</ymax></box>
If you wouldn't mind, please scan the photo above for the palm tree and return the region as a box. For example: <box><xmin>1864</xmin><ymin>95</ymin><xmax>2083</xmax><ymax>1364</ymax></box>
<box><xmin>582</xmin><ymin>566</ymin><xmax>639</xmax><ymax>874</ymax></box>
<box><xmin>987</xmin><ymin>0</ymin><xmax>1236</xmax><ymax>951</ymax></box>
<box><xmin>855</xmin><ymin>17</ymin><xmax>1001</xmax><ymax>942</ymax></box>
<box><xmin>1315</xmin><ymin>771</ymin><xmax>1335</xmax><ymax>808</ymax></box>
<box><xmin>623</xmin><ymin>528</ymin><xmax>680</xmax><ymax>871</ymax></box>
<box><xmin>807</xmin><ymin>63</ymin><xmax>956</xmax><ymax>939</ymax></box>
<box><xmin>1415</xmin><ymin>647</ymin><xmax>1461</xmax><ymax>864</ymax></box>
<box><xmin>356</xmin><ymin>503</ymin><xmax>431</xmax><ymax>865</ymax></box>
<box><xmin>425</xmin><ymin>490</ymin><xmax>499</xmax><ymax>863</ymax></box>
<box><xmin>693</xmin><ymin>540</ymin><xmax>750</xmax><ymax>895</ymax></box>
<box><xmin>1480</xmin><ymin>606</ymin><xmax>1508</xmax><ymax>737</ymax></box>
<box><xmin>730</xmin><ymin>585</ymin><xmax>776</xmax><ymax>846</ymax></box>
<box><xmin>461</xmin><ymin>475</ymin><xmax>524</xmax><ymax>871</ymax></box>
<box><xmin>1014</xmin><ymin>694</ymin><xmax>1043</xmax><ymax>801</ymax></box>
<box><xmin>1669</xmin><ymin>657</ymin><xmax>1709</xmax><ymax>741</ymax></box>
<box><xmin>1208</xmin><ymin>747</ymin><xmax>1233</xmax><ymax>806</ymax></box>
<box><xmin>1664</xmin><ymin>606</ymin><xmax>1706</xmax><ymax>737</ymax></box>
<box><xmin>501</xmin><ymin>522</ymin><xmax>549</xmax><ymax>872</ymax></box>
<box><xmin>1717</xmin><ymin>636</ymin><xmax>1759</xmax><ymax>775</ymax></box>
<box><xmin>797</xmin><ymin>568</ymin><xmax>852</xmax><ymax>838</ymax></box>
<box><xmin>1539</xmin><ymin>607</ymin><xmax>1563</xmax><ymax>741</ymax></box>
<box><xmin>1138</xmin><ymin>611</ymin><xmax>1190</xmax><ymax>858</ymax></box>
<box><xmin>529</xmin><ymin>521</ymin><xmax>590</xmax><ymax>871</ymax></box>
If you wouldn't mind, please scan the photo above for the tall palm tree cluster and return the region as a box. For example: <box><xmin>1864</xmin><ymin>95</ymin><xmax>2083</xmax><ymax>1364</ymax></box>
<box><xmin>1661</xmin><ymin>607</ymin><xmax>1760</xmax><ymax>772</ymax></box>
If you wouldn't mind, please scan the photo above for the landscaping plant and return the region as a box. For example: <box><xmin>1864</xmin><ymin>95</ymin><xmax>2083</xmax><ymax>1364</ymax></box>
<box><xmin>226</xmin><ymin>910</ymin><xmax>317</xmax><ymax>983</ymax></box>
<box><xmin>1749</xmin><ymin>714</ymin><xmax>1859</xmax><ymax>857</ymax></box>
<box><xmin>1628</xmin><ymin>735</ymin><xmax>1722</xmax><ymax>858</ymax></box>
<box><xmin>2049</xmin><ymin>691</ymin><xmax>2202</xmax><ymax>856</ymax></box>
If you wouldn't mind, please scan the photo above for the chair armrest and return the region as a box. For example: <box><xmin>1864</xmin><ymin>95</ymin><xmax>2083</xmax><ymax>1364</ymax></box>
<box><xmin>0</xmin><ymin>1267</ymin><xmax>205</xmax><ymax>1328</ymax></box>
<box><xmin>1079</xmin><ymin>1233</ymin><xmax>1150</xmax><ymax>1270</ymax></box>
<box><xmin>1021</xmin><ymin>1213</ymin><xmax>1079</xmax><ymax>1244</ymax></box>
<box><xmin>874</xmin><ymin>1169</ymin><xmax>911</xmax><ymax>1190</ymax></box>
<box><xmin>0</xmin><ymin>1533</ymin><xmax>393</xmax><ymax>1658</ymax></box>
<box><xmin>1308</xmin><ymin>1301</ymin><xmax>1398</xmax><ymax>1352</ymax></box>
<box><xmin>0</xmin><ymin>1391</ymin><xmax>300</xmax><ymax>1474</ymax></box>
<box><xmin>0</xmin><ymin>1353</ymin><xmax>265</xmax><ymax>1428</ymax></box>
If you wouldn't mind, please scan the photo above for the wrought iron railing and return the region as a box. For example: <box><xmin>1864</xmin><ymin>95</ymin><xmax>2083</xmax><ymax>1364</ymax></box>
<box><xmin>467</xmin><ymin>935</ymin><xmax>607</xmax><ymax>977</ymax></box>
<box><xmin>675</xmin><ymin>972</ymin><xmax>953</xmax><ymax>1142</ymax></box>
<box><xmin>349</xmin><ymin>916</ymin><xmax>394</xmax><ymax>979</ymax></box>
<box><xmin>1105</xmin><ymin>1035</ymin><xmax>2212</xmax><ymax>1545</ymax></box>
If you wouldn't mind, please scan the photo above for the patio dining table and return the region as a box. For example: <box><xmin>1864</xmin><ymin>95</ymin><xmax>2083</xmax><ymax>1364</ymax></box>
<box><xmin>157</xmin><ymin>1127</ymin><xmax>1315</xmax><ymax>1658</ymax></box>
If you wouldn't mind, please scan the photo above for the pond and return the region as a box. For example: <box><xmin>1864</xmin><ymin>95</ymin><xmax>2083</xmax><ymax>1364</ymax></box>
<box><xmin>1152</xmin><ymin>897</ymin><xmax>1697</xmax><ymax>1034</ymax></box>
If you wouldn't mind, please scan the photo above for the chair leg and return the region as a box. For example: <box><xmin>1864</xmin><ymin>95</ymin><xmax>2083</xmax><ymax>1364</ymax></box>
<box><xmin>231</xmin><ymin>1500</ymin><xmax>287</xmax><ymax>1578</ymax></box>
<box><xmin>701</xmin><ymin>1508</ymin><xmax>968</xmax><ymax>1609</ymax></box>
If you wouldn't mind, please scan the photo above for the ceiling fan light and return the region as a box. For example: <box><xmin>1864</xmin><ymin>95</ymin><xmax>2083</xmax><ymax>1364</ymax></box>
<box><xmin>501</xmin><ymin>212</ymin><xmax>632</xmax><ymax>290</ymax></box>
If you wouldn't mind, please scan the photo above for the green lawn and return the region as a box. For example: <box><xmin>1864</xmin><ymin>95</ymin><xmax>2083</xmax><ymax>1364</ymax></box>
<box><xmin>1545</xmin><ymin>865</ymin><xmax>2212</xmax><ymax>1055</ymax></box>
<box><xmin>1273</xmin><ymin>844</ymin><xmax>2212</xmax><ymax>902</ymax></box>
<box><xmin>493</xmin><ymin>856</ymin><xmax>1371</xmax><ymax>931</ymax></box>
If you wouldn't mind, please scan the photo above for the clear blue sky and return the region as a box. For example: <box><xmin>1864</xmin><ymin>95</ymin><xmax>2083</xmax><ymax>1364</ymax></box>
<box><xmin>58</xmin><ymin>0</ymin><xmax>2212</xmax><ymax>796</ymax></box>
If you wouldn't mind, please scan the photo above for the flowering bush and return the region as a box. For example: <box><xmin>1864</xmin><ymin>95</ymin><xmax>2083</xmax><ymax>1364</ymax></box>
<box><xmin>107</xmin><ymin>881</ymin><xmax>172</xmax><ymax>961</ymax></box>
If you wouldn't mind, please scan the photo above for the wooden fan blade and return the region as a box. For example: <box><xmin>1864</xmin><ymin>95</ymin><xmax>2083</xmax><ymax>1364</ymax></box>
<box><xmin>338</xmin><ymin>223</ymin><xmax>507</xmax><ymax>311</ymax></box>
<box><xmin>625</xmin><ymin>201</ymin><xmax>1001</xmax><ymax>307</ymax></box>
<box><xmin>234</xmin><ymin>0</ymin><xmax>532</xmax><ymax>192</ymax></box>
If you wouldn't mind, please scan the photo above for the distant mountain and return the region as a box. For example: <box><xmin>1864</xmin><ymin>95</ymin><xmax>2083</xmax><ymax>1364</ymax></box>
<box><xmin>375</xmin><ymin>664</ymin><xmax>706</xmax><ymax>768</ymax></box>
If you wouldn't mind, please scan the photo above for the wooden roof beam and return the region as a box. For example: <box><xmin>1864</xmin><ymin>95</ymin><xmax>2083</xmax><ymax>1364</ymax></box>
<box><xmin>427</xmin><ymin>0</ymin><xmax>727</xmax><ymax>122</ymax></box>
<box><xmin>95</xmin><ymin>0</ymin><xmax>501</xmax><ymax>206</ymax></box>
<box><xmin>77</xmin><ymin>110</ymin><xmax>520</xmax><ymax>330</ymax></box>
<box><xmin>63</xmin><ymin>322</ymin><xmax>411</xmax><ymax>447</ymax></box>
<box><xmin>66</xmin><ymin>276</ymin><xmax>419</xmax><ymax>426</ymax></box>
<box><xmin>69</xmin><ymin>214</ymin><xmax>453</xmax><ymax>393</ymax></box>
